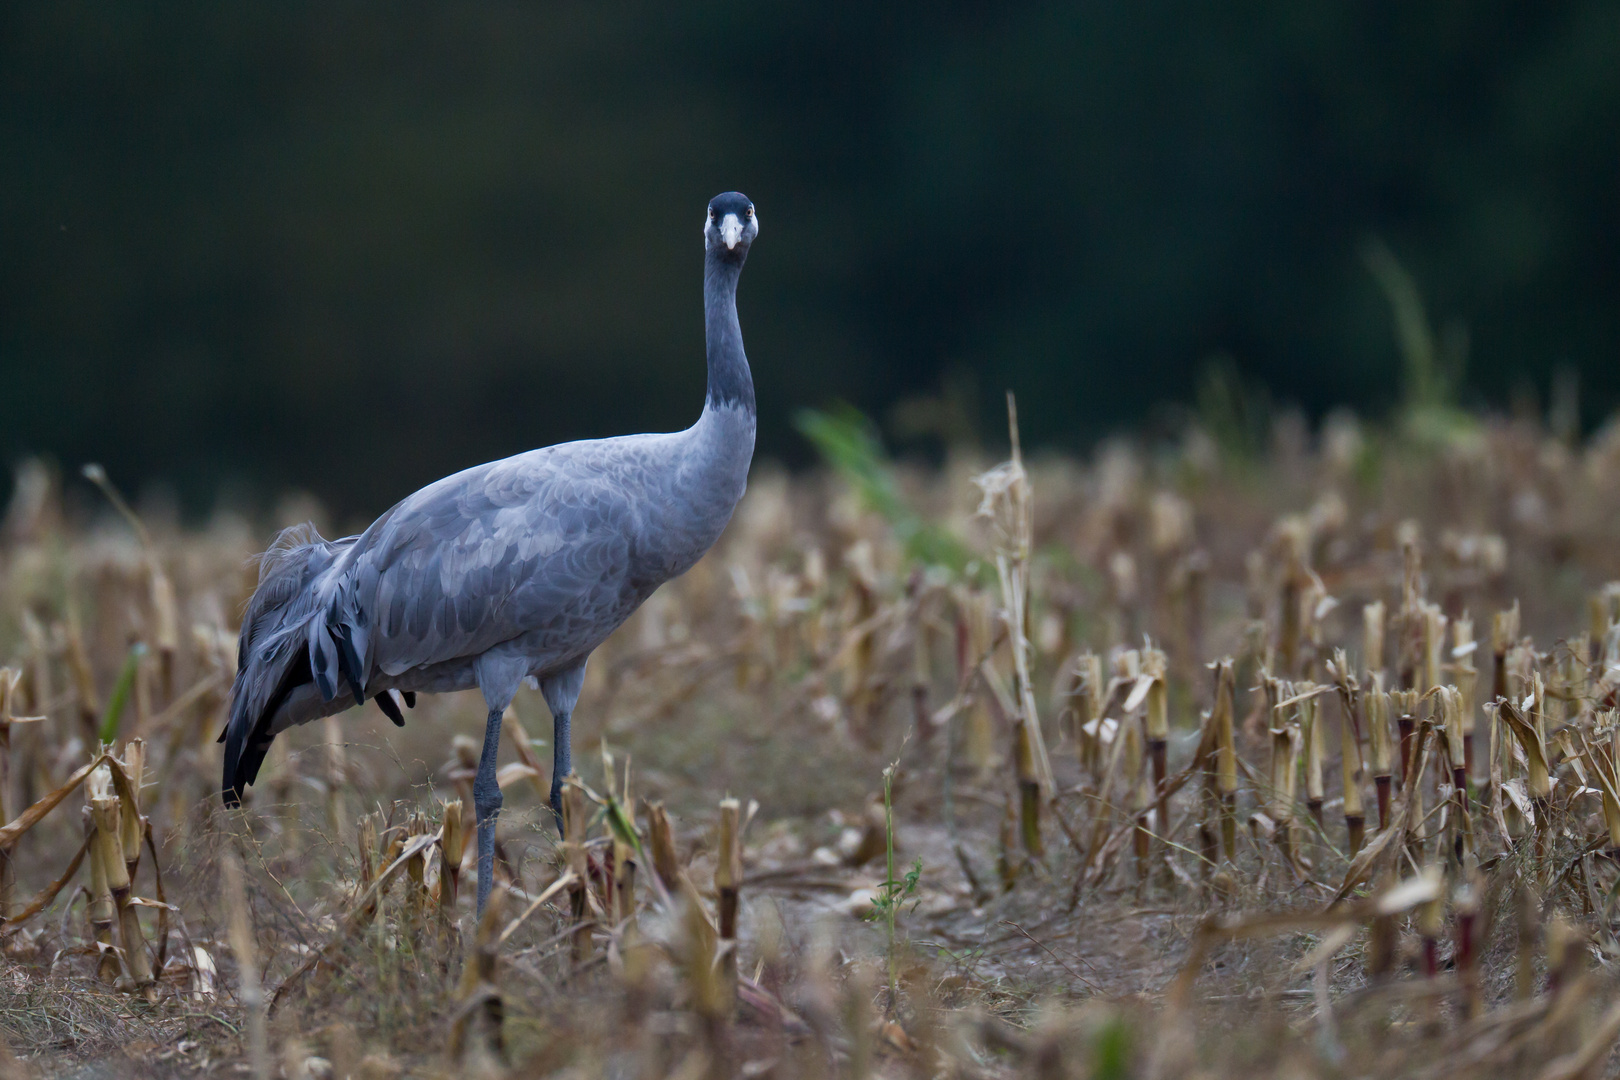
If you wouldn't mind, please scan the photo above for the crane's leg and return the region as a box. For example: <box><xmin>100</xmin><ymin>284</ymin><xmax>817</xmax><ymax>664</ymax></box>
<box><xmin>539</xmin><ymin>660</ymin><xmax>587</xmax><ymax>837</ymax></box>
<box><xmin>473</xmin><ymin>705</ymin><xmax>504</xmax><ymax>917</ymax></box>
<box><xmin>548</xmin><ymin>709</ymin><xmax>571</xmax><ymax>835</ymax></box>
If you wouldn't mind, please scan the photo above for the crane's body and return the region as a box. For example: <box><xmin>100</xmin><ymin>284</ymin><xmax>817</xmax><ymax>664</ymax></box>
<box><xmin>223</xmin><ymin>193</ymin><xmax>761</xmax><ymax>914</ymax></box>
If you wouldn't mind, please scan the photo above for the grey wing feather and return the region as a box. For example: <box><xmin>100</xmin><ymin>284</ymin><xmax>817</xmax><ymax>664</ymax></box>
<box><xmin>341</xmin><ymin>441</ymin><xmax>659</xmax><ymax>685</ymax></box>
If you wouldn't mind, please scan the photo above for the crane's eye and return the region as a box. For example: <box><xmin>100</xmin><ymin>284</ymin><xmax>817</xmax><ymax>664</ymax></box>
<box><xmin>709</xmin><ymin>208</ymin><xmax>717</xmax><ymax>220</ymax></box>
<box><xmin>745</xmin><ymin>206</ymin><xmax>754</xmax><ymax>218</ymax></box>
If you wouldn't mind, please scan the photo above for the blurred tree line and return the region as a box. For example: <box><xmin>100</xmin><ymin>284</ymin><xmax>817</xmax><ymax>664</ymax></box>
<box><xmin>2</xmin><ymin>2</ymin><xmax>1615</xmax><ymax>517</ymax></box>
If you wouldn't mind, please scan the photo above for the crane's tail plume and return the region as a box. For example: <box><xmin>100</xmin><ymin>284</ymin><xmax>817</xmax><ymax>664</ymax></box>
<box><xmin>221</xmin><ymin>523</ymin><xmax>353</xmax><ymax>806</ymax></box>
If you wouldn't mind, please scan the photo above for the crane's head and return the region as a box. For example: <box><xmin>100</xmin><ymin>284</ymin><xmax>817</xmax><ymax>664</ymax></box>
<box><xmin>705</xmin><ymin>192</ymin><xmax>758</xmax><ymax>258</ymax></box>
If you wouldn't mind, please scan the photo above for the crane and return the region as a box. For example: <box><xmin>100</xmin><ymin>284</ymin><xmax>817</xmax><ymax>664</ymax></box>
<box><xmin>222</xmin><ymin>192</ymin><xmax>760</xmax><ymax>915</ymax></box>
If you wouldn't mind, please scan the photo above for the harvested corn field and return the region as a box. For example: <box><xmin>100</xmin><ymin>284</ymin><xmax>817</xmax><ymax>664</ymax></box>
<box><xmin>4</xmin><ymin>405</ymin><xmax>1620</xmax><ymax>1078</ymax></box>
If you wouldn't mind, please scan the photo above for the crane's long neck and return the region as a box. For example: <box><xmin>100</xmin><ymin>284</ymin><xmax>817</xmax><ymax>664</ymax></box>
<box><xmin>665</xmin><ymin>246</ymin><xmax>756</xmax><ymax>548</ymax></box>
<box><xmin>702</xmin><ymin>249</ymin><xmax>755</xmax><ymax>416</ymax></box>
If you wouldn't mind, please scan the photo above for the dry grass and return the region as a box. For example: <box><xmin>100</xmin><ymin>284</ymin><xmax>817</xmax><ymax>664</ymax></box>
<box><xmin>3</xmin><ymin>406</ymin><xmax>1620</xmax><ymax>1078</ymax></box>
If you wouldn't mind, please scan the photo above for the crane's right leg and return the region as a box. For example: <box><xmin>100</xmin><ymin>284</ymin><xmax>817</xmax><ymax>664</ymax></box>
<box><xmin>472</xmin><ymin>705</ymin><xmax>504</xmax><ymax>918</ymax></box>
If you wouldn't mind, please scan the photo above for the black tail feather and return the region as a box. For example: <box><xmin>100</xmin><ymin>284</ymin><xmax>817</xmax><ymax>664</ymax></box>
<box><xmin>223</xmin><ymin>523</ymin><xmax>355</xmax><ymax>809</ymax></box>
<box><xmin>222</xmin><ymin>647</ymin><xmax>312</xmax><ymax>806</ymax></box>
<box><xmin>375</xmin><ymin>689</ymin><xmax>405</xmax><ymax>727</ymax></box>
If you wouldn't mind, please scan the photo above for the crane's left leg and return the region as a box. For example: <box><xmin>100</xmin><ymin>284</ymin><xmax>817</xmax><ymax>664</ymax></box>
<box><xmin>540</xmin><ymin>659</ymin><xmax>589</xmax><ymax>839</ymax></box>
<box><xmin>472</xmin><ymin>650</ymin><xmax>528</xmax><ymax>919</ymax></box>
<box><xmin>549</xmin><ymin>710</ymin><xmax>570</xmax><ymax>834</ymax></box>
<box><xmin>472</xmin><ymin>705</ymin><xmax>504</xmax><ymax>918</ymax></box>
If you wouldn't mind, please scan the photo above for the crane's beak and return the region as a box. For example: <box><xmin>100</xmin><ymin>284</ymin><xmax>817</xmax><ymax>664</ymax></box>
<box><xmin>719</xmin><ymin>212</ymin><xmax>744</xmax><ymax>250</ymax></box>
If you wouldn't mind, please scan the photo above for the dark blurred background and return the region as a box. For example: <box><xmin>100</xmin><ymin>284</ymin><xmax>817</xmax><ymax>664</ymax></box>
<box><xmin>3</xmin><ymin>3</ymin><xmax>1616</xmax><ymax>518</ymax></box>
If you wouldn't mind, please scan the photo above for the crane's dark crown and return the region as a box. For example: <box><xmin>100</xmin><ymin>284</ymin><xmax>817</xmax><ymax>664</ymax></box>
<box><xmin>705</xmin><ymin>191</ymin><xmax>758</xmax><ymax>257</ymax></box>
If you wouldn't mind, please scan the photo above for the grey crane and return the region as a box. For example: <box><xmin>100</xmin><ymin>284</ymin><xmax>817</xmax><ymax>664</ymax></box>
<box><xmin>222</xmin><ymin>192</ymin><xmax>760</xmax><ymax>915</ymax></box>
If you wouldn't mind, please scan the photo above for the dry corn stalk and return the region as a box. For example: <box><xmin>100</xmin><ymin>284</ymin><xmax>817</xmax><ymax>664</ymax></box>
<box><xmin>1438</xmin><ymin>686</ymin><xmax>1474</xmax><ymax>860</ymax></box>
<box><xmin>441</xmin><ymin>798</ymin><xmax>465</xmax><ymax>913</ymax></box>
<box><xmin>1013</xmin><ymin>719</ymin><xmax>1043</xmax><ymax>856</ymax></box>
<box><xmin>84</xmin><ymin>768</ymin><xmax>120</xmax><ymax>984</ymax></box>
<box><xmin>1362</xmin><ymin>600</ymin><xmax>1386</xmax><ymax>683</ymax></box>
<box><xmin>1493</xmin><ymin>603</ymin><xmax>1521</xmax><ymax>699</ymax></box>
<box><xmin>677</xmin><ymin>888</ymin><xmax>730</xmax><ymax>1076</ymax></box>
<box><xmin>1393</xmin><ymin>689</ymin><xmax>1429</xmax><ymax>844</ymax></box>
<box><xmin>403</xmin><ymin>812</ymin><xmax>429</xmax><ymax>934</ymax></box>
<box><xmin>614</xmin><ymin>837</ymin><xmax>638</xmax><ymax>928</ymax></box>
<box><xmin>1454</xmin><ymin>875</ymin><xmax>1482</xmax><ymax>1020</ymax></box>
<box><xmin>562</xmin><ymin>779</ymin><xmax>592</xmax><ymax>964</ymax></box>
<box><xmin>598</xmin><ymin>759</ymin><xmax>642</xmax><ymax>925</ymax></box>
<box><xmin>1140</xmin><ymin>644</ymin><xmax>1170</xmax><ymax>866</ymax></box>
<box><xmin>1490</xmin><ymin>604</ymin><xmax>1521</xmax><ymax>811</ymax></box>
<box><xmin>998</xmin><ymin>791</ymin><xmax>1023</xmax><ymax>888</ymax></box>
<box><xmin>1367</xmin><ymin>674</ymin><xmax>1392</xmax><ymax>830</ymax></box>
<box><xmin>647</xmin><ymin>802</ymin><xmax>682</xmax><ymax>898</ymax></box>
<box><xmin>148</xmin><ymin>563</ymin><xmax>179</xmax><ymax>704</ymax></box>
<box><xmin>1421</xmin><ymin>603</ymin><xmax>1446</xmax><ymax>693</ymax></box>
<box><xmin>1527</xmin><ymin>671</ymin><xmax>1551</xmax><ymax>810</ymax></box>
<box><xmin>448</xmin><ymin>885</ymin><xmax>507</xmax><ymax>1076</ymax></box>
<box><xmin>1197</xmin><ymin>701</ymin><xmax>1219</xmax><ymax>880</ymax></box>
<box><xmin>1397</xmin><ymin>523</ymin><xmax>1424</xmax><ymax>689</ymax></box>
<box><xmin>1302</xmin><ymin>689</ymin><xmax>1325</xmax><ymax>829</ymax></box>
<box><xmin>1454</xmin><ymin>615</ymin><xmax>1478</xmax><ymax>782</ymax></box>
<box><xmin>1241</xmin><ymin>619</ymin><xmax>1271</xmax><ymax>726</ymax></box>
<box><xmin>962</xmin><ymin>590</ymin><xmax>996</xmax><ymax>774</ymax></box>
<box><xmin>715</xmin><ymin>797</ymin><xmax>742</xmax><ymax>1003</ymax></box>
<box><xmin>1122</xmin><ymin>717</ymin><xmax>1149</xmax><ymax>882</ymax></box>
<box><xmin>972</xmin><ymin>395</ymin><xmax>1054</xmax><ymax>797</ymax></box>
<box><xmin>90</xmin><ymin>791</ymin><xmax>153</xmax><ymax>995</ymax></box>
<box><xmin>0</xmin><ymin>668</ymin><xmax>20</xmax><ymax>919</ymax></box>
<box><xmin>1578</xmin><ymin>715</ymin><xmax>1620</xmax><ymax>855</ymax></box>
<box><xmin>1392</xmin><ymin>687</ymin><xmax>1419</xmax><ymax>792</ymax></box>
<box><xmin>1421</xmin><ymin>610</ymin><xmax>1447</xmax><ymax>848</ymax></box>
<box><xmin>1073</xmin><ymin>651</ymin><xmax>1105</xmax><ymax>779</ymax></box>
<box><xmin>842</xmin><ymin>540</ymin><xmax>879</xmax><ymax>737</ymax></box>
<box><xmin>1211</xmin><ymin>658</ymin><xmax>1238</xmax><ymax>862</ymax></box>
<box><xmin>1266</xmin><ymin>677</ymin><xmax>1301</xmax><ymax>870</ymax></box>
<box><xmin>1499</xmin><ymin>691</ymin><xmax>1551</xmax><ymax>861</ymax></box>
<box><xmin>1276</xmin><ymin>517</ymin><xmax>1310</xmax><ymax>676</ymax></box>
<box><xmin>1546</xmin><ymin>643</ymin><xmax>1575</xmax><ymax>728</ymax></box>
<box><xmin>1329</xmin><ymin>651</ymin><xmax>1366</xmax><ymax>855</ymax></box>
<box><xmin>222</xmin><ymin>852</ymin><xmax>269</xmax><ymax>1080</ymax></box>
<box><xmin>355</xmin><ymin>814</ymin><xmax>381</xmax><ymax>922</ymax></box>
<box><xmin>117</xmin><ymin>739</ymin><xmax>145</xmax><ymax>879</ymax></box>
